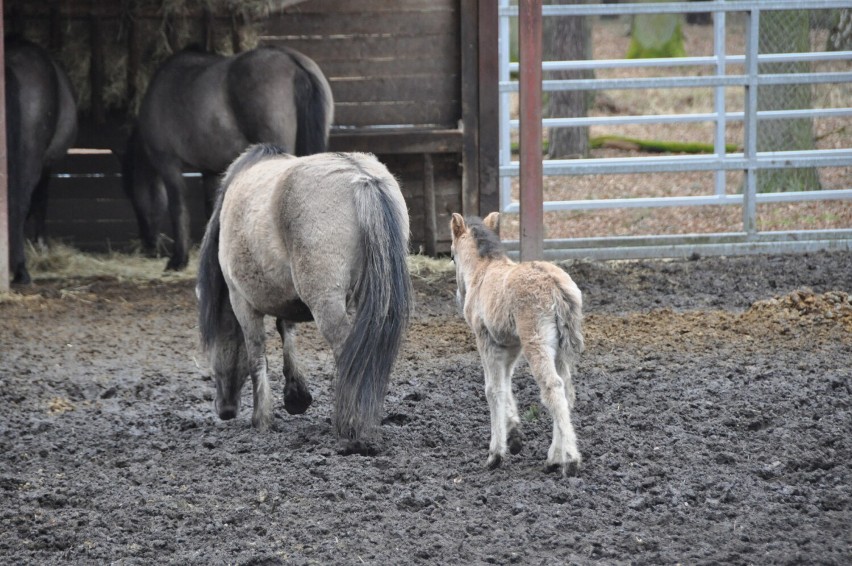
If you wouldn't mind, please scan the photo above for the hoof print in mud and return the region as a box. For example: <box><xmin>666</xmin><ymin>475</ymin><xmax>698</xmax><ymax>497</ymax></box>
<box><xmin>337</xmin><ymin>439</ymin><xmax>379</xmax><ymax>457</ymax></box>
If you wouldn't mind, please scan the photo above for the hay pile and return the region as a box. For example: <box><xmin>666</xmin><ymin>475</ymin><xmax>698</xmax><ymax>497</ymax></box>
<box><xmin>12</xmin><ymin>0</ymin><xmax>306</xmax><ymax>115</ymax></box>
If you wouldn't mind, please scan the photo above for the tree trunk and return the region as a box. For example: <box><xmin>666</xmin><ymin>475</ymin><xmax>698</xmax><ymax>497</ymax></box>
<box><xmin>543</xmin><ymin>0</ymin><xmax>592</xmax><ymax>159</ymax></box>
<box><xmin>757</xmin><ymin>9</ymin><xmax>820</xmax><ymax>192</ymax></box>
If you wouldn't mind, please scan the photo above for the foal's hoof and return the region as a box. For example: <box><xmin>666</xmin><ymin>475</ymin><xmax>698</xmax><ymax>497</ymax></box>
<box><xmin>508</xmin><ymin>428</ymin><xmax>524</xmax><ymax>455</ymax></box>
<box><xmin>486</xmin><ymin>453</ymin><xmax>504</xmax><ymax>470</ymax></box>
<box><xmin>545</xmin><ymin>459</ymin><xmax>581</xmax><ymax>477</ymax></box>
<box><xmin>283</xmin><ymin>389</ymin><xmax>313</xmax><ymax>415</ymax></box>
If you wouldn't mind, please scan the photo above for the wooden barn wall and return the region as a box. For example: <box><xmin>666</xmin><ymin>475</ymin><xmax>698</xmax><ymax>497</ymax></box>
<box><xmin>262</xmin><ymin>0</ymin><xmax>462</xmax><ymax>128</ymax></box>
<box><xmin>13</xmin><ymin>0</ymin><xmax>467</xmax><ymax>255</ymax></box>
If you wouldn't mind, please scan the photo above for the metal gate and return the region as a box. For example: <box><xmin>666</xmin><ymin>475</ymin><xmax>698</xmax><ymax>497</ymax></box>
<box><xmin>498</xmin><ymin>0</ymin><xmax>852</xmax><ymax>260</ymax></box>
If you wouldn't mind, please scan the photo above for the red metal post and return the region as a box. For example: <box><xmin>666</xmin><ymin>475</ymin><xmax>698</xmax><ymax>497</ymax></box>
<box><xmin>0</xmin><ymin>0</ymin><xmax>9</xmax><ymax>291</ymax></box>
<box><xmin>518</xmin><ymin>0</ymin><xmax>543</xmax><ymax>261</ymax></box>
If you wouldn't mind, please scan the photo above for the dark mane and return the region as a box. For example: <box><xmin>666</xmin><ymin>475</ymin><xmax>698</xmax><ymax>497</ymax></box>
<box><xmin>466</xmin><ymin>216</ymin><xmax>506</xmax><ymax>260</ymax></box>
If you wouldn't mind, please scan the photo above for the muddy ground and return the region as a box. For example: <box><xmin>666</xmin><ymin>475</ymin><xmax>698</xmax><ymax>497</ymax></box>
<box><xmin>1</xmin><ymin>251</ymin><xmax>850</xmax><ymax>565</ymax></box>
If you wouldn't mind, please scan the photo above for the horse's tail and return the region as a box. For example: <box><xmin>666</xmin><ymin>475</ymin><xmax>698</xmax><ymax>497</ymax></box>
<box><xmin>554</xmin><ymin>275</ymin><xmax>585</xmax><ymax>369</ymax></box>
<box><xmin>197</xmin><ymin>143</ymin><xmax>289</xmax><ymax>352</ymax></box>
<box><xmin>335</xmin><ymin>169</ymin><xmax>412</xmax><ymax>448</ymax></box>
<box><xmin>288</xmin><ymin>49</ymin><xmax>334</xmax><ymax>156</ymax></box>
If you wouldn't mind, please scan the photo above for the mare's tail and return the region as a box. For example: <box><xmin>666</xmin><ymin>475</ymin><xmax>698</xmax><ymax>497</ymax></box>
<box><xmin>334</xmin><ymin>171</ymin><xmax>412</xmax><ymax>449</ymax></box>
<box><xmin>197</xmin><ymin>144</ymin><xmax>289</xmax><ymax>351</ymax></box>
<box><xmin>288</xmin><ymin>49</ymin><xmax>334</xmax><ymax>156</ymax></box>
<box><xmin>554</xmin><ymin>277</ymin><xmax>585</xmax><ymax>369</ymax></box>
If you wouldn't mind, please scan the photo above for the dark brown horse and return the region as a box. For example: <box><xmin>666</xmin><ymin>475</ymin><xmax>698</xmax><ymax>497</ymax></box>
<box><xmin>123</xmin><ymin>45</ymin><xmax>333</xmax><ymax>270</ymax></box>
<box><xmin>5</xmin><ymin>36</ymin><xmax>77</xmax><ymax>284</ymax></box>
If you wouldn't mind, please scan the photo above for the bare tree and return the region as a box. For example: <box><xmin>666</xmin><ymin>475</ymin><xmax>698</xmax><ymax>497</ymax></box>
<box><xmin>543</xmin><ymin>0</ymin><xmax>592</xmax><ymax>159</ymax></box>
<box><xmin>757</xmin><ymin>9</ymin><xmax>820</xmax><ymax>192</ymax></box>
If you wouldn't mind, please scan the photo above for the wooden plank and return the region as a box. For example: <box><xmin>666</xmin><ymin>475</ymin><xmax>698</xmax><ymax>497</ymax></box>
<box><xmin>261</xmin><ymin>34</ymin><xmax>458</xmax><ymax>69</ymax></box>
<box><xmin>264</xmin><ymin>11</ymin><xmax>456</xmax><ymax>37</ymax></box>
<box><xmin>329</xmin><ymin>129</ymin><xmax>463</xmax><ymax>155</ymax></box>
<box><xmin>329</xmin><ymin>75</ymin><xmax>458</xmax><ymax>104</ymax></box>
<box><xmin>334</xmin><ymin>102</ymin><xmax>459</xmax><ymax>128</ymax></box>
<box><xmin>282</xmin><ymin>0</ymin><xmax>456</xmax><ymax>14</ymax></box>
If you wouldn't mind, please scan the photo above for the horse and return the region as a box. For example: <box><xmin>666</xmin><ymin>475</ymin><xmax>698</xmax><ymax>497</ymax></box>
<box><xmin>450</xmin><ymin>212</ymin><xmax>585</xmax><ymax>475</ymax></box>
<box><xmin>123</xmin><ymin>45</ymin><xmax>333</xmax><ymax>270</ymax></box>
<box><xmin>5</xmin><ymin>36</ymin><xmax>78</xmax><ymax>284</ymax></box>
<box><xmin>197</xmin><ymin>146</ymin><xmax>412</xmax><ymax>455</ymax></box>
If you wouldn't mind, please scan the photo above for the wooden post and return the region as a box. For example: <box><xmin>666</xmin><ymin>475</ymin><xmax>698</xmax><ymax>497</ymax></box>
<box><xmin>460</xmin><ymin>0</ymin><xmax>480</xmax><ymax>218</ymax></box>
<box><xmin>0</xmin><ymin>0</ymin><xmax>8</xmax><ymax>291</ymax></box>
<box><xmin>423</xmin><ymin>154</ymin><xmax>437</xmax><ymax>257</ymax></box>
<box><xmin>477</xmin><ymin>0</ymin><xmax>500</xmax><ymax>216</ymax></box>
<box><xmin>519</xmin><ymin>0</ymin><xmax>543</xmax><ymax>261</ymax></box>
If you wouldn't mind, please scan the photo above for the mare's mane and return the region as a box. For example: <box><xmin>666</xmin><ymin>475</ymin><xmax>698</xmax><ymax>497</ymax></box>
<box><xmin>466</xmin><ymin>216</ymin><xmax>506</xmax><ymax>260</ymax></box>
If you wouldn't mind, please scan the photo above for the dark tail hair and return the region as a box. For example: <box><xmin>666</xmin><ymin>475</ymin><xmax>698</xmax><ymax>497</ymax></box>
<box><xmin>288</xmin><ymin>49</ymin><xmax>333</xmax><ymax>156</ymax></box>
<box><xmin>334</xmin><ymin>174</ymin><xmax>412</xmax><ymax>445</ymax></box>
<box><xmin>197</xmin><ymin>144</ymin><xmax>289</xmax><ymax>351</ymax></box>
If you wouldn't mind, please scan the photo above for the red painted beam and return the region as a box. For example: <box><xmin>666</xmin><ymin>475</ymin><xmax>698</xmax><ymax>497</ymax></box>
<box><xmin>0</xmin><ymin>0</ymin><xmax>9</xmax><ymax>291</ymax></box>
<box><xmin>518</xmin><ymin>0</ymin><xmax>543</xmax><ymax>262</ymax></box>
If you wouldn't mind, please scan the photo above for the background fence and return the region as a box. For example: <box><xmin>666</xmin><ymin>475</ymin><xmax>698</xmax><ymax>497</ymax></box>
<box><xmin>498</xmin><ymin>0</ymin><xmax>852</xmax><ymax>260</ymax></box>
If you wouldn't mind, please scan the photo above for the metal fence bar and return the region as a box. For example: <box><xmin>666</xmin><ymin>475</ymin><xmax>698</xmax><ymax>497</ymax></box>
<box><xmin>498</xmin><ymin>1</ymin><xmax>852</xmax><ymax>259</ymax></box>
<box><xmin>501</xmin><ymin>71</ymin><xmax>852</xmax><ymax>93</ymax></box>
<box><xmin>500</xmin><ymin>1</ymin><xmax>852</xmax><ymax>17</ymax></box>
<box><xmin>511</xmin><ymin>108</ymin><xmax>852</xmax><ymax>129</ymax></box>
<box><xmin>500</xmin><ymin>148</ymin><xmax>852</xmax><ymax>176</ymax></box>
<box><xmin>714</xmin><ymin>10</ymin><xmax>727</xmax><ymax>198</ymax></box>
<box><xmin>501</xmin><ymin>189</ymin><xmax>852</xmax><ymax>214</ymax></box>
<box><xmin>510</xmin><ymin>51</ymin><xmax>852</xmax><ymax>73</ymax></box>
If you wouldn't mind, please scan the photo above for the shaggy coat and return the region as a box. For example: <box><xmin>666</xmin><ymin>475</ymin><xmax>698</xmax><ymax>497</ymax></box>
<box><xmin>451</xmin><ymin>212</ymin><xmax>584</xmax><ymax>474</ymax></box>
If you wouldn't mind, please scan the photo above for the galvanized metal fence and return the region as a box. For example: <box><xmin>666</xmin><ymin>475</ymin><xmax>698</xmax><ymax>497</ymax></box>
<box><xmin>498</xmin><ymin>0</ymin><xmax>852</xmax><ymax>260</ymax></box>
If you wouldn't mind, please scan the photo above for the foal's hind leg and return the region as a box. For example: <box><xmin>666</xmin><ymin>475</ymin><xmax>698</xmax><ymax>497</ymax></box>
<box><xmin>230</xmin><ymin>294</ymin><xmax>274</xmax><ymax>431</ymax></box>
<box><xmin>525</xmin><ymin>343</ymin><xmax>581</xmax><ymax>476</ymax></box>
<box><xmin>476</xmin><ymin>334</ymin><xmax>522</xmax><ymax>469</ymax></box>
<box><xmin>275</xmin><ymin>319</ymin><xmax>313</xmax><ymax>415</ymax></box>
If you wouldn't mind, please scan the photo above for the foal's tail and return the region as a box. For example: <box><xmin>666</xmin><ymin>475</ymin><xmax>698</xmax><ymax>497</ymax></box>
<box><xmin>197</xmin><ymin>144</ymin><xmax>289</xmax><ymax>351</ymax></box>
<box><xmin>288</xmin><ymin>48</ymin><xmax>334</xmax><ymax>156</ymax></box>
<box><xmin>554</xmin><ymin>276</ymin><xmax>585</xmax><ymax>369</ymax></box>
<box><xmin>335</xmin><ymin>170</ymin><xmax>412</xmax><ymax>449</ymax></box>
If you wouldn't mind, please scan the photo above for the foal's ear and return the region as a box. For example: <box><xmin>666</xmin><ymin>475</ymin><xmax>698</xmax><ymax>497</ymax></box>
<box><xmin>450</xmin><ymin>213</ymin><xmax>467</xmax><ymax>240</ymax></box>
<box><xmin>483</xmin><ymin>212</ymin><xmax>500</xmax><ymax>235</ymax></box>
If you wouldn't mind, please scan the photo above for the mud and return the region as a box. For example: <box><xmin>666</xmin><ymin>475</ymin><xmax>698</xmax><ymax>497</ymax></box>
<box><xmin>1</xmin><ymin>251</ymin><xmax>850</xmax><ymax>565</ymax></box>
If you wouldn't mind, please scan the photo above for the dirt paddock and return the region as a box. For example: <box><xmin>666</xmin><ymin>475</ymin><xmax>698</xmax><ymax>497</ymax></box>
<box><xmin>1</xmin><ymin>251</ymin><xmax>850</xmax><ymax>564</ymax></box>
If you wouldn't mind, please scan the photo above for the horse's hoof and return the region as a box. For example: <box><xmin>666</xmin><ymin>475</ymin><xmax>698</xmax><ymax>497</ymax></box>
<box><xmin>486</xmin><ymin>453</ymin><xmax>503</xmax><ymax>470</ymax></box>
<box><xmin>251</xmin><ymin>413</ymin><xmax>273</xmax><ymax>432</ymax></box>
<box><xmin>283</xmin><ymin>389</ymin><xmax>313</xmax><ymax>415</ymax></box>
<box><xmin>508</xmin><ymin>428</ymin><xmax>524</xmax><ymax>455</ymax></box>
<box><xmin>12</xmin><ymin>270</ymin><xmax>31</xmax><ymax>285</ymax></box>
<box><xmin>218</xmin><ymin>406</ymin><xmax>239</xmax><ymax>421</ymax></box>
<box><xmin>545</xmin><ymin>459</ymin><xmax>581</xmax><ymax>477</ymax></box>
<box><xmin>165</xmin><ymin>256</ymin><xmax>188</xmax><ymax>271</ymax></box>
<box><xmin>337</xmin><ymin>439</ymin><xmax>378</xmax><ymax>456</ymax></box>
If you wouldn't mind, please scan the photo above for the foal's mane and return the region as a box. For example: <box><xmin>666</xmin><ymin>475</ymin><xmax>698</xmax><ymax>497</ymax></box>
<box><xmin>467</xmin><ymin>216</ymin><xmax>506</xmax><ymax>260</ymax></box>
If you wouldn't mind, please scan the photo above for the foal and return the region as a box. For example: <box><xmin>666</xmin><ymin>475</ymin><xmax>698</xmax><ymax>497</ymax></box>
<box><xmin>450</xmin><ymin>213</ymin><xmax>585</xmax><ymax>475</ymax></box>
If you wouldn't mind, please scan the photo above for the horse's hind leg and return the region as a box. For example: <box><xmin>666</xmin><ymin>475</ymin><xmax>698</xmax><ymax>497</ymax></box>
<box><xmin>275</xmin><ymin>319</ymin><xmax>313</xmax><ymax>415</ymax></box>
<box><xmin>230</xmin><ymin>294</ymin><xmax>274</xmax><ymax>431</ymax></box>
<box><xmin>157</xmin><ymin>161</ymin><xmax>191</xmax><ymax>271</ymax></box>
<box><xmin>476</xmin><ymin>334</ymin><xmax>521</xmax><ymax>469</ymax></box>
<box><xmin>525</xmin><ymin>342</ymin><xmax>581</xmax><ymax>476</ymax></box>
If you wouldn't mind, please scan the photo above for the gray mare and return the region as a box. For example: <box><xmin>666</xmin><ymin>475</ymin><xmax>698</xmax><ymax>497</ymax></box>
<box><xmin>197</xmin><ymin>146</ymin><xmax>412</xmax><ymax>455</ymax></box>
